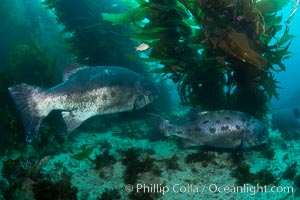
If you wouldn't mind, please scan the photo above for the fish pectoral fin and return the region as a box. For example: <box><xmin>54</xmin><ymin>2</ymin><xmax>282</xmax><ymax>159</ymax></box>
<box><xmin>239</xmin><ymin>139</ymin><xmax>249</xmax><ymax>152</ymax></box>
<box><xmin>61</xmin><ymin>111</ymin><xmax>95</xmax><ymax>133</ymax></box>
<box><xmin>132</xmin><ymin>95</ymin><xmax>145</xmax><ymax>111</ymax></box>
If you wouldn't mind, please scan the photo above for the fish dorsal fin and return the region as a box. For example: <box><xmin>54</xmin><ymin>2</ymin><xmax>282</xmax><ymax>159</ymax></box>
<box><xmin>187</xmin><ymin>108</ymin><xmax>206</xmax><ymax>120</ymax></box>
<box><xmin>63</xmin><ymin>63</ymin><xmax>88</xmax><ymax>81</ymax></box>
<box><xmin>61</xmin><ymin>111</ymin><xmax>95</xmax><ymax>133</ymax></box>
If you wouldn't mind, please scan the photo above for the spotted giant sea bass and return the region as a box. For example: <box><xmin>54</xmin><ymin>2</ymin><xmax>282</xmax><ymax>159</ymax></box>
<box><xmin>9</xmin><ymin>64</ymin><xmax>158</xmax><ymax>143</ymax></box>
<box><xmin>151</xmin><ymin>110</ymin><xmax>269</xmax><ymax>149</ymax></box>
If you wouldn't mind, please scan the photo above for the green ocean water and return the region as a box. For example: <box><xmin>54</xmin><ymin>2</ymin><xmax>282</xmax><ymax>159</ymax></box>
<box><xmin>0</xmin><ymin>0</ymin><xmax>299</xmax><ymax>199</ymax></box>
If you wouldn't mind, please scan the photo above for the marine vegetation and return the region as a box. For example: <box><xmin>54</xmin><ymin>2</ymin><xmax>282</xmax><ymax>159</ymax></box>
<box><xmin>121</xmin><ymin>148</ymin><xmax>161</xmax><ymax>184</ymax></box>
<box><xmin>256</xmin><ymin>143</ymin><xmax>275</xmax><ymax>159</ymax></box>
<box><xmin>116</xmin><ymin>122</ymin><xmax>150</xmax><ymax>139</ymax></box>
<box><xmin>255</xmin><ymin>168</ymin><xmax>278</xmax><ymax>185</ymax></box>
<box><xmin>282</xmin><ymin>161</ymin><xmax>298</xmax><ymax>180</ymax></box>
<box><xmin>99</xmin><ymin>188</ymin><xmax>121</xmax><ymax>200</ymax></box>
<box><xmin>230</xmin><ymin>152</ymin><xmax>278</xmax><ymax>185</ymax></box>
<box><xmin>1</xmin><ymin>39</ymin><xmax>66</xmax><ymax>148</ymax></box>
<box><xmin>93</xmin><ymin>149</ymin><xmax>116</xmax><ymax>169</ymax></box>
<box><xmin>42</xmin><ymin>0</ymin><xmax>147</xmax><ymax>74</ymax></box>
<box><xmin>0</xmin><ymin>39</ymin><xmax>62</xmax><ymax>154</ymax></box>
<box><xmin>32</xmin><ymin>179</ymin><xmax>78</xmax><ymax>200</ymax></box>
<box><xmin>1</xmin><ymin>153</ymin><xmax>78</xmax><ymax>200</ymax></box>
<box><xmin>294</xmin><ymin>174</ymin><xmax>300</xmax><ymax>192</ymax></box>
<box><xmin>232</xmin><ymin>161</ymin><xmax>278</xmax><ymax>185</ymax></box>
<box><xmin>102</xmin><ymin>0</ymin><xmax>298</xmax><ymax>118</ymax></box>
<box><xmin>1</xmin><ymin>155</ymin><xmax>51</xmax><ymax>199</ymax></box>
<box><xmin>165</xmin><ymin>155</ymin><xmax>180</xmax><ymax>170</ymax></box>
<box><xmin>0</xmin><ymin>0</ymin><xmax>65</xmax><ymax>155</ymax></box>
<box><xmin>71</xmin><ymin>146</ymin><xmax>94</xmax><ymax>161</ymax></box>
<box><xmin>185</xmin><ymin>150</ymin><xmax>216</xmax><ymax>167</ymax></box>
<box><xmin>129</xmin><ymin>189</ymin><xmax>161</xmax><ymax>200</ymax></box>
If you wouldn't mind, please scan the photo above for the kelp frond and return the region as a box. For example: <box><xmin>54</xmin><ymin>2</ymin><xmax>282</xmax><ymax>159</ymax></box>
<box><xmin>102</xmin><ymin>7</ymin><xmax>149</xmax><ymax>25</ymax></box>
<box><xmin>102</xmin><ymin>0</ymin><xmax>295</xmax><ymax>118</ymax></box>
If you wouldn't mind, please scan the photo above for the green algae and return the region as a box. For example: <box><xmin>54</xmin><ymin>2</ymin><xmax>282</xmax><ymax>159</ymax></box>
<box><xmin>32</xmin><ymin>179</ymin><xmax>78</xmax><ymax>200</ymax></box>
<box><xmin>71</xmin><ymin>147</ymin><xmax>94</xmax><ymax>161</ymax></box>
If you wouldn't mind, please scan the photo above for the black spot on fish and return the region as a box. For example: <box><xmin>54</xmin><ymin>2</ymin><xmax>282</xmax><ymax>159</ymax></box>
<box><xmin>203</xmin><ymin>120</ymin><xmax>210</xmax><ymax>124</ymax></box>
<box><xmin>225</xmin><ymin>116</ymin><xmax>231</xmax><ymax>120</ymax></box>
<box><xmin>236</xmin><ymin>125</ymin><xmax>240</xmax><ymax>130</ymax></box>
<box><xmin>209</xmin><ymin>127</ymin><xmax>216</xmax><ymax>133</ymax></box>
<box><xmin>221</xmin><ymin>125</ymin><xmax>229</xmax><ymax>131</ymax></box>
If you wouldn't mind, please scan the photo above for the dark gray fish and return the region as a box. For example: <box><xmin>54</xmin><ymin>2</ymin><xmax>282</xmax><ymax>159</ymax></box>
<box><xmin>271</xmin><ymin>108</ymin><xmax>300</xmax><ymax>137</ymax></box>
<box><xmin>9</xmin><ymin>64</ymin><xmax>158</xmax><ymax>143</ymax></box>
<box><xmin>151</xmin><ymin>110</ymin><xmax>269</xmax><ymax>149</ymax></box>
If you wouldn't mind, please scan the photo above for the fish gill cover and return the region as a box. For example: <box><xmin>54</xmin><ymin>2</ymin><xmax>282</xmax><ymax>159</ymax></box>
<box><xmin>101</xmin><ymin>0</ymin><xmax>298</xmax><ymax>118</ymax></box>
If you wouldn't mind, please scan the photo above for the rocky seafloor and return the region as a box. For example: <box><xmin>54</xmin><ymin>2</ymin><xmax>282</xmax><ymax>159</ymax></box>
<box><xmin>0</xmin><ymin>108</ymin><xmax>299</xmax><ymax>200</ymax></box>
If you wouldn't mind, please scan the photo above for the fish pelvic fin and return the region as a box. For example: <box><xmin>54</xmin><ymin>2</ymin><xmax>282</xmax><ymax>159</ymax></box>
<box><xmin>8</xmin><ymin>83</ymin><xmax>49</xmax><ymax>143</ymax></box>
<box><xmin>61</xmin><ymin>111</ymin><xmax>95</xmax><ymax>133</ymax></box>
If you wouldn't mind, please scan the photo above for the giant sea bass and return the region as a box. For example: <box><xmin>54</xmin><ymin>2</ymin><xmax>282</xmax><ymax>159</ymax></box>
<box><xmin>9</xmin><ymin>64</ymin><xmax>158</xmax><ymax>143</ymax></box>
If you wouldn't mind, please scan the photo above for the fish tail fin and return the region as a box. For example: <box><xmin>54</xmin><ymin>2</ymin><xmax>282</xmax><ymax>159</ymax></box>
<box><xmin>148</xmin><ymin>113</ymin><xmax>171</xmax><ymax>136</ymax></box>
<box><xmin>8</xmin><ymin>83</ymin><xmax>49</xmax><ymax>143</ymax></box>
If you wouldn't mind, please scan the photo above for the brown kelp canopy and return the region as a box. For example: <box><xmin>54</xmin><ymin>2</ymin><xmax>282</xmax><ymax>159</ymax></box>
<box><xmin>103</xmin><ymin>0</ymin><xmax>297</xmax><ymax>118</ymax></box>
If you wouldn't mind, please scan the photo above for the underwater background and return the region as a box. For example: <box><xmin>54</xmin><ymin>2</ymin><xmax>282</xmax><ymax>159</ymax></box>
<box><xmin>0</xmin><ymin>0</ymin><xmax>300</xmax><ymax>199</ymax></box>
